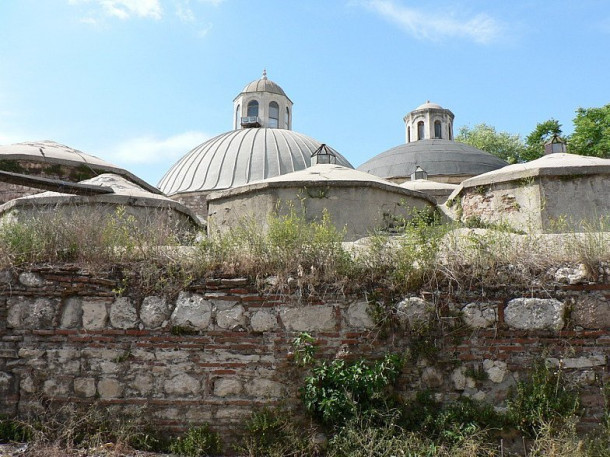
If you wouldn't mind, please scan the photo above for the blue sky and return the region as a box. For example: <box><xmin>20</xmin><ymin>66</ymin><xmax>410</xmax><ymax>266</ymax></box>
<box><xmin>1</xmin><ymin>0</ymin><xmax>609</xmax><ymax>186</ymax></box>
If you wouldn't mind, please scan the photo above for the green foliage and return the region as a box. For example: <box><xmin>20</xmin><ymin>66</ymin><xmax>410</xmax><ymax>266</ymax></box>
<box><xmin>401</xmin><ymin>392</ymin><xmax>505</xmax><ymax>445</ymax></box>
<box><xmin>456</xmin><ymin>123</ymin><xmax>525</xmax><ymax>163</ymax></box>
<box><xmin>524</xmin><ymin>119</ymin><xmax>563</xmax><ymax>161</ymax></box>
<box><xmin>236</xmin><ymin>408</ymin><xmax>319</xmax><ymax>457</ymax></box>
<box><xmin>0</xmin><ymin>416</ymin><xmax>32</xmax><ymax>443</ymax></box>
<box><xmin>506</xmin><ymin>359</ymin><xmax>580</xmax><ymax>437</ymax></box>
<box><xmin>569</xmin><ymin>103</ymin><xmax>610</xmax><ymax>158</ymax></box>
<box><xmin>171</xmin><ymin>325</ymin><xmax>199</xmax><ymax>336</ymax></box>
<box><xmin>169</xmin><ymin>424</ymin><xmax>221</xmax><ymax>456</ymax></box>
<box><xmin>301</xmin><ymin>353</ymin><xmax>404</xmax><ymax>426</ymax></box>
<box><xmin>292</xmin><ymin>332</ymin><xmax>317</xmax><ymax>366</ymax></box>
<box><xmin>0</xmin><ymin>159</ymin><xmax>25</xmax><ymax>173</ymax></box>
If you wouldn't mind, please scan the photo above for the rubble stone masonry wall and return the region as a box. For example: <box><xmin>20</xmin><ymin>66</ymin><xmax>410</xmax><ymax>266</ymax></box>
<box><xmin>0</xmin><ymin>265</ymin><xmax>609</xmax><ymax>441</ymax></box>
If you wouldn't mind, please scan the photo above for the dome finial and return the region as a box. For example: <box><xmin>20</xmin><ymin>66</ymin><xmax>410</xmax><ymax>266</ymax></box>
<box><xmin>262</xmin><ymin>69</ymin><xmax>267</xmax><ymax>80</ymax></box>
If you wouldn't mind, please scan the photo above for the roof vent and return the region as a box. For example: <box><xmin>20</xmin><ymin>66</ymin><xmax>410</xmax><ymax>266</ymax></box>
<box><xmin>311</xmin><ymin>143</ymin><xmax>337</xmax><ymax>165</ymax></box>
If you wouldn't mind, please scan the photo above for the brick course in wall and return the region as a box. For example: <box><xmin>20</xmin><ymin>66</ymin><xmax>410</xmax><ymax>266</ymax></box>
<box><xmin>0</xmin><ymin>266</ymin><xmax>609</xmax><ymax>443</ymax></box>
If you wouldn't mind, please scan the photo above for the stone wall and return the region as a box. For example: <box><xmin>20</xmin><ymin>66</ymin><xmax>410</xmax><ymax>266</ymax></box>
<box><xmin>0</xmin><ymin>265</ymin><xmax>609</xmax><ymax>443</ymax></box>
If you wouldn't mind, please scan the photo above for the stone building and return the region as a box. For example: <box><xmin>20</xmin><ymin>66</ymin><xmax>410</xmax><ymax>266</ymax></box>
<box><xmin>358</xmin><ymin>102</ymin><xmax>507</xmax><ymax>184</ymax></box>
<box><xmin>446</xmin><ymin>153</ymin><xmax>610</xmax><ymax>232</ymax></box>
<box><xmin>207</xmin><ymin>164</ymin><xmax>437</xmax><ymax>241</ymax></box>
<box><xmin>0</xmin><ymin>173</ymin><xmax>200</xmax><ymax>235</ymax></box>
<box><xmin>158</xmin><ymin>71</ymin><xmax>353</xmax><ymax>219</ymax></box>
<box><xmin>0</xmin><ymin>140</ymin><xmax>160</xmax><ymax>205</ymax></box>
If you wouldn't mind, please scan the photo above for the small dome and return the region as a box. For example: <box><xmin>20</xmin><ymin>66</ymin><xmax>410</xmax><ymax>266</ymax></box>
<box><xmin>240</xmin><ymin>70</ymin><xmax>287</xmax><ymax>97</ymax></box>
<box><xmin>358</xmin><ymin>139</ymin><xmax>507</xmax><ymax>182</ymax></box>
<box><xmin>158</xmin><ymin>128</ymin><xmax>353</xmax><ymax>196</ymax></box>
<box><xmin>0</xmin><ymin>140</ymin><xmax>160</xmax><ymax>194</ymax></box>
<box><xmin>415</xmin><ymin>101</ymin><xmax>443</xmax><ymax>110</ymax></box>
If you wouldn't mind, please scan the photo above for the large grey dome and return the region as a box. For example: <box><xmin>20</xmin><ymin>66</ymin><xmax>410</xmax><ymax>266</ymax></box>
<box><xmin>357</xmin><ymin>139</ymin><xmax>507</xmax><ymax>182</ymax></box>
<box><xmin>158</xmin><ymin>128</ymin><xmax>353</xmax><ymax>196</ymax></box>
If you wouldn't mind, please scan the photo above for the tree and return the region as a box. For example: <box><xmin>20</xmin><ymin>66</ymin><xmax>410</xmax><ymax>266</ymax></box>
<box><xmin>455</xmin><ymin>123</ymin><xmax>525</xmax><ymax>164</ymax></box>
<box><xmin>568</xmin><ymin>104</ymin><xmax>610</xmax><ymax>158</ymax></box>
<box><xmin>523</xmin><ymin>119</ymin><xmax>562</xmax><ymax>161</ymax></box>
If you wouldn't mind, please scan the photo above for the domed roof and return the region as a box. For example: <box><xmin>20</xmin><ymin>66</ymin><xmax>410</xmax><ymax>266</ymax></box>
<box><xmin>415</xmin><ymin>101</ymin><xmax>444</xmax><ymax>110</ymax></box>
<box><xmin>158</xmin><ymin>128</ymin><xmax>353</xmax><ymax>196</ymax></box>
<box><xmin>239</xmin><ymin>70</ymin><xmax>287</xmax><ymax>97</ymax></box>
<box><xmin>461</xmin><ymin>153</ymin><xmax>610</xmax><ymax>188</ymax></box>
<box><xmin>0</xmin><ymin>140</ymin><xmax>161</xmax><ymax>194</ymax></box>
<box><xmin>357</xmin><ymin>139</ymin><xmax>507</xmax><ymax>181</ymax></box>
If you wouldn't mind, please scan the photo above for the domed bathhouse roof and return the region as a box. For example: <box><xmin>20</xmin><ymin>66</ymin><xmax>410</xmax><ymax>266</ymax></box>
<box><xmin>0</xmin><ymin>173</ymin><xmax>200</xmax><ymax>234</ymax></box>
<box><xmin>0</xmin><ymin>140</ymin><xmax>161</xmax><ymax>204</ymax></box>
<box><xmin>206</xmin><ymin>164</ymin><xmax>437</xmax><ymax>241</ymax></box>
<box><xmin>358</xmin><ymin>139</ymin><xmax>508</xmax><ymax>184</ymax></box>
<box><xmin>400</xmin><ymin>178</ymin><xmax>459</xmax><ymax>204</ymax></box>
<box><xmin>358</xmin><ymin>102</ymin><xmax>507</xmax><ymax>184</ymax></box>
<box><xmin>446</xmin><ymin>153</ymin><xmax>610</xmax><ymax>233</ymax></box>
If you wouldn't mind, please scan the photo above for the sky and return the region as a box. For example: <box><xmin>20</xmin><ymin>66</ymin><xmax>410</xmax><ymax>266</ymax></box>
<box><xmin>1</xmin><ymin>0</ymin><xmax>609</xmax><ymax>186</ymax></box>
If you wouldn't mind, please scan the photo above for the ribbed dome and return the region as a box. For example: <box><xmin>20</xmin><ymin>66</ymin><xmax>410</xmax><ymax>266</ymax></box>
<box><xmin>158</xmin><ymin>129</ymin><xmax>353</xmax><ymax>196</ymax></box>
<box><xmin>357</xmin><ymin>139</ymin><xmax>507</xmax><ymax>181</ymax></box>
<box><xmin>240</xmin><ymin>70</ymin><xmax>287</xmax><ymax>97</ymax></box>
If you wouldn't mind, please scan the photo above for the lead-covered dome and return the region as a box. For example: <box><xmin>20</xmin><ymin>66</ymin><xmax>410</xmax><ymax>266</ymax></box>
<box><xmin>158</xmin><ymin>128</ymin><xmax>353</xmax><ymax>196</ymax></box>
<box><xmin>357</xmin><ymin>139</ymin><xmax>508</xmax><ymax>184</ymax></box>
<box><xmin>239</xmin><ymin>70</ymin><xmax>288</xmax><ymax>98</ymax></box>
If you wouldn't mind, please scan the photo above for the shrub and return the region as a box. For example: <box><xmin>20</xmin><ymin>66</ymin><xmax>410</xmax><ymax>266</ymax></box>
<box><xmin>506</xmin><ymin>359</ymin><xmax>580</xmax><ymax>437</ymax></box>
<box><xmin>0</xmin><ymin>416</ymin><xmax>32</xmax><ymax>443</ymax></box>
<box><xmin>300</xmin><ymin>353</ymin><xmax>404</xmax><ymax>426</ymax></box>
<box><xmin>236</xmin><ymin>408</ymin><xmax>320</xmax><ymax>457</ymax></box>
<box><xmin>169</xmin><ymin>424</ymin><xmax>221</xmax><ymax>456</ymax></box>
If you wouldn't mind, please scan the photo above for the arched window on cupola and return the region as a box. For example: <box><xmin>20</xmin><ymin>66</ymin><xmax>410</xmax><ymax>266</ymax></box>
<box><xmin>247</xmin><ymin>100</ymin><xmax>259</xmax><ymax>117</ymax></box>
<box><xmin>434</xmin><ymin>120</ymin><xmax>442</xmax><ymax>139</ymax></box>
<box><xmin>285</xmin><ymin>107</ymin><xmax>290</xmax><ymax>129</ymax></box>
<box><xmin>449</xmin><ymin>124</ymin><xmax>453</xmax><ymax>140</ymax></box>
<box><xmin>269</xmin><ymin>102</ymin><xmax>279</xmax><ymax>128</ymax></box>
<box><xmin>417</xmin><ymin>121</ymin><xmax>425</xmax><ymax>140</ymax></box>
<box><xmin>407</xmin><ymin>126</ymin><xmax>411</xmax><ymax>143</ymax></box>
<box><xmin>235</xmin><ymin>105</ymin><xmax>240</xmax><ymax>129</ymax></box>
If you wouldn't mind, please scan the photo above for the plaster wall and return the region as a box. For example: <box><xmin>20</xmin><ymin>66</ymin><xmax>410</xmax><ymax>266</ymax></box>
<box><xmin>207</xmin><ymin>185</ymin><xmax>435</xmax><ymax>241</ymax></box>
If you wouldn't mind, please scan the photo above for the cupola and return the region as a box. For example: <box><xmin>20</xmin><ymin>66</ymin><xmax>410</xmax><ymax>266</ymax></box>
<box><xmin>404</xmin><ymin>101</ymin><xmax>455</xmax><ymax>143</ymax></box>
<box><xmin>233</xmin><ymin>70</ymin><xmax>293</xmax><ymax>130</ymax></box>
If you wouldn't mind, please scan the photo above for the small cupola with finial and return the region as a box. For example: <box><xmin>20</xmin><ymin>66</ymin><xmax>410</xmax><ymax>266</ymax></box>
<box><xmin>233</xmin><ymin>70</ymin><xmax>294</xmax><ymax>130</ymax></box>
<box><xmin>403</xmin><ymin>101</ymin><xmax>455</xmax><ymax>143</ymax></box>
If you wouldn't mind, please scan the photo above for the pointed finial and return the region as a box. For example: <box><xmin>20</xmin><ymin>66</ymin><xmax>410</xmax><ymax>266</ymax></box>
<box><xmin>262</xmin><ymin>69</ymin><xmax>267</xmax><ymax>80</ymax></box>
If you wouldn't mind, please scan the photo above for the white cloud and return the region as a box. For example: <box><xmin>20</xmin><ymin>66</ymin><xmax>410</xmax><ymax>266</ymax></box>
<box><xmin>104</xmin><ymin>131</ymin><xmax>209</xmax><ymax>165</ymax></box>
<box><xmin>362</xmin><ymin>0</ymin><xmax>503</xmax><ymax>44</ymax></box>
<box><xmin>69</xmin><ymin>0</ymin><xmax>163</xmax><ymax>20</ymax></box>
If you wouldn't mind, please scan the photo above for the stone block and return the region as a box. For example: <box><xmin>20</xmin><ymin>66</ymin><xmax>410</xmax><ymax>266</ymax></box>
<box><xmin>18</xmin><ymin>272</ymin><xmax>45</xmax><ymax>287</ymax></box>
<box><xmin>109</xmin><ymin>297</ymin><xmax>138</xmax><ymax>329</ymax></box>
<box><xmin>20</xmin><ymin>376</ymin><xmax>35</xmax><ymax>394</ymax></box>
<box><xmin>97</xmin><ymin>378</ymin><xmax>123</xmax><ymax>399</ymax></box>
<box><xmin>244</xmin><ymin>378</ymin><xmax>284</xmax><ymax>398</ymax></box>
<box><xmin>483</xmin><ymin>359</ymin><xmax>507</xmax><ymax>383</ymax></box>
<box><xmin>133</xmin><ymin>374</ymin><xmax>154</xmax><ymax>396</ymax></box>
<box><xmin>82</xmin><ymin>299</ymin><xmax>109</xmax><ymax>330</ymax></box>
<box><xmin>74</xmin><ymin>377</ymin><xmax>96</xmax><ymax>398</ymax></box>
<box><xmin>140</xmin><ymin>296</ymin><xmax>171</xmax><ymax>329</ymax></box>
<box><xmin>216</xmin><ymin>305</ymin><xmax>246</xmax><ymax>330</ymax></box>
<box><xmin>61</xmin><ymin>297</ymin><xmax>82</xmax><ymax>328</ymax></box>
<box><xmin>396</xmin><ymin>297</ymin><xmax>433</xmax><ymax>328</ymax></box>
<box><xmin>164</xmin><ymin>373</ymin><xmax>201</xmax><ymax>397</ymax></box>
<box><xmin>250</xmin><ymin>309</ymin><xmax>277</xmax><ymax>332</ymax></box>
<box><xmin>461</xmin><ymin>302</ymin><xmax>497</xmax><ymax>328</ymax></box>
<box><xmin>170</xmin><ymin>292</ymin><xmax>212</xmax><ymax>330</ymax></box>
<box><xmin>571</xmin><ymin>294</ymin><xmax>610</xmax><ymax>329</ymax></box>
<box><xmin>7</xmin><ymin>297</ymin><xmax>56</xmax><ymax>329</ymax></box>
<box><xmin>0</xmin><ymin>372</ymin><xmax>13</xmax><ymax>396</ymax></box>
<box><xmin>345</xmin><ymin>301</ymin><xmax>375</xmax><ymax>329</ymax></box>
<box><xmin>421</xmin><ymin>367</ymin><xmax>443</xmax><ymax>388</ymax></box>
<box><xmin>280</xmin><ymin>305</ymin><xmax>335</xmax><ymax>332</ymax></box>
<box><xmin>43</xmin><ymin>378</ymin><xmax>71</xmax><ymax>397</ymax></box>
<box><xmin>504</xmin><ymin>298</ymin><xmax>565</xmax><ymax>331</ymax></box>
<box><xmin>554</xmin><ymin>264</ymin><xmax>588</xmax><ymax>284</ymax></box>
<box><xmin>547</xmin><ymin>355</ymin><xmax>606</xmax><ymax>369</ymax></box>
<box><xmin>451</xmin><ymin>367</ymin><xmax>475</xmax><ymax>391</ymax></box>
<box><xmin>213</xmin><ymin>378</ymin><xmax>242</xmax><ymax>397</ymax></box>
